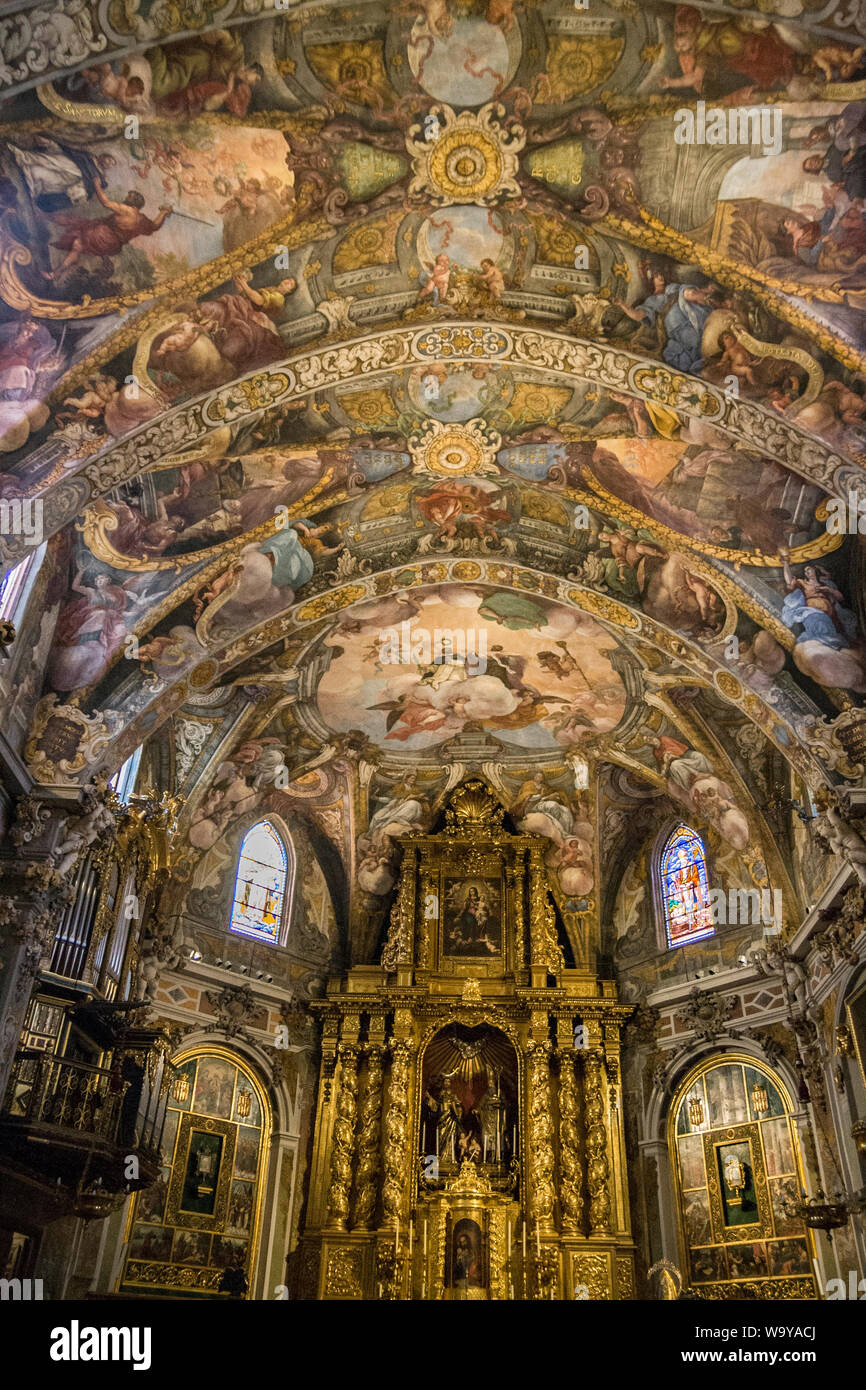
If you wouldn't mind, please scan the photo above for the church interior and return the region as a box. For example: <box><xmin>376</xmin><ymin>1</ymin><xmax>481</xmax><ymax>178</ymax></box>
<box><xmin>1</xmin><ymin>0</ymin><xmax>866</xmax><ymax>1308</ymax></box>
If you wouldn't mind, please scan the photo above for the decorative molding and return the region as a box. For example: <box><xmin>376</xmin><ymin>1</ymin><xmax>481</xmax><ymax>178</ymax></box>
<box><xmin>3</xmin><ymin>324</ymin><xmax>854</xmax><ymax>575</ymax></box>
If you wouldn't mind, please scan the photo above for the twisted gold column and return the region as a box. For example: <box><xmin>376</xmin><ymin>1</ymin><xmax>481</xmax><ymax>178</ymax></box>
<box><xmin>558</xmin><ymin>1051</ymin><xmax>584</xmax><ymax>1233</ymax></box>
<box><xmin>326</xmin><ymin>1044</ymin><xmax>359</xmax><ymax>1230</ymax></box>
<box><xmin>585</xmin><ymin>1049</ymin><xmax>612</xmax><ymax>1234</ymax></box>
<box><xmin>352</xmin><ymin>1044</ymin><xmax>383</xmax><ymax>1229</ymax></box>
<box><xmin>381</xmin><ymin>1039</ymin><xmax>411</xmax><ymax>1228</ymax></box>
<box><xmin>528</xmin><ymin>1040</ymin><xmax>556</xmax><ymax>1232</ymax></box>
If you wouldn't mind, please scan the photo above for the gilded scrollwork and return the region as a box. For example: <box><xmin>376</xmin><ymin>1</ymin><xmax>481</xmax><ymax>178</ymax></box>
<box><xmin>8</xmin><ymin>323</ymin><xmax>852</xmax><ymax>580</ymax></box>
<box><xmin>325</xmin><ymin>1247</ymin><xmax>363</xmax><ymax>1299</ymax></box>
<box><xmin>528</xmin><ymin>846</ymin><xmax>562</xmax><ymax>974</ymax></box>
<box><xmin>696</xmin><ymin>1277</ymin><xmax>816</xmax><ymax>1301</ymax></box>
<box><xmin>381</xmin><ymin>849</ymin><xmax>416</xmax><ymax>972</ymax></box>
<box><xmin>572</xmin><ymin>1252</ymin><xmax>611</xmax><ymax>1301</ymax></box>
<box><xmin>406</xmin><ymin>104</ymin><xmax>525</xmax><ymax>207</ymax></box>
<box><xmin>616</xmin><ymin>1256</ymin><xmax>635</xmax><ymax>1300</ymax></box>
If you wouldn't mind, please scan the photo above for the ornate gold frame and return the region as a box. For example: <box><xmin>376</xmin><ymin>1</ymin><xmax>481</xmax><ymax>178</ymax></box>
<box><xmin>668</xmin><ymin>1053</ymin><xmax>816</xmax><ymax>1300</ymax></box>
<box><xmin>845</xmin><ymin>978</ymin><xmax>866</xmax><ymax>1091</ymax></box>
<box><xmin>704</xmin><ymin>1124</ymin><xmax>769</xmax><ymax>1243</ymax></box>
<box><xmin>118</xmin><ymin>1046</ymin><xmax>271</xmax><ymax>1296</ymax></box>
<box><xmin>165</xmin><ymin>1112</ymin><xmax>237</xmax><ymax>1232</ymax></box>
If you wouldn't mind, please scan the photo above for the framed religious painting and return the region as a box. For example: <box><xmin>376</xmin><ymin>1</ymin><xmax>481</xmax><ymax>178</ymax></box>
<box><xmin>444</xmin><ymin>1213</ymin><xmax>489</xmax><ymax>1300</ymax></box>
<box><xmin>165</xmin><ymin>1113</ymin><xmax>236</xmax><ymax>1231</ymax></box>
<box><xmin>441</xmin><ymin>875</ymin><xmax>503</xmax><ymax>960</ymax></box>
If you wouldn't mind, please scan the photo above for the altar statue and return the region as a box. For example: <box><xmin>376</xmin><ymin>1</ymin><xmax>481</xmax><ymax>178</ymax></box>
<box><xmin>435</xmin><ymin>1075</ymin><xmax>460</xmax><ymax>1163</ymax></box>
<box><xmin>479</xmin><ymin>1066</ymin><xmax>505</xmax><ymax>1163</ymax></box>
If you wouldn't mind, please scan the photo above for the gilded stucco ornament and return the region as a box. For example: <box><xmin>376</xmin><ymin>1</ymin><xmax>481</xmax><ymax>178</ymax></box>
<box><xmin>409</xmin><ymin>417</ymin><xmax>501</xmax><ymax>478</ymax></box>
<box><xmin>803</xmin><ymin>709</ymin><xmax>866</xmax><ymax>781</ymax></box>
<box><xmin>406</xmin><ymin>104</ymin><xmax>525</xmax><ymax>206</ymax></box>
<box><xmin>674</xmin><ymin>985</ymin><xmax>739</xmax><ymax>1043</ymax></box>
<box><xmin>24</xmin><ymin>695</ymin><xmax>116</xmax><ymax>785</ymax></box>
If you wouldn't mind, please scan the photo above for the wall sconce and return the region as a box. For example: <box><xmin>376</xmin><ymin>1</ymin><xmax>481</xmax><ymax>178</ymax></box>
<box><xmin>688</xmin><ymin>1097</ymin><xmax>704</xmax><ymax>1129</ymax></box>
<box><xmin>237</xmin><ymin>1088</ymin><xmax>252</xmax><ymax>1119</ymax></box>
<box><xmin>172</xmin><ymin>1072</ymin><xmax>190</xmax><ymax>1103</ymax></box>
<box><xmin>751</xmin><ymin>1081</ymin><xmax>769</xmax><ymax>1117</ymax></box>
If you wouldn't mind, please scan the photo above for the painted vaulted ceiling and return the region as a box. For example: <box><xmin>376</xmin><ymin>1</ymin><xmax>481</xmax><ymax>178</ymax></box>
<box><xmin>1</xmin><ymin>0</ymin><xmax>865</xmax><ymax>967</ymax></box>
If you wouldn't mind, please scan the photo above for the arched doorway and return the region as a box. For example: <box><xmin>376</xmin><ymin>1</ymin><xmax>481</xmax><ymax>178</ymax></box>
<box><xmin>668</xmin><ymin>1054</ymin><xmax>816</xmax><ymax>1299</ymax></box>
<box><xmin>119</xmin><ymin>1047</ymin><xmax>270</xmax><ymax>1296</ymax></box>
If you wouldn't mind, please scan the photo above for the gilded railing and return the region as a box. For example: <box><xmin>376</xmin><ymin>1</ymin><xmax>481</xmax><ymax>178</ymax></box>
<box><xmin>2</xmin><ymin>1051</ymin><xmax>128</xmax><ymax>1141</ymax></box>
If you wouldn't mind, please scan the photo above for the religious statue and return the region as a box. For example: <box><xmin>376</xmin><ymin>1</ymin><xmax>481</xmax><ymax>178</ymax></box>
<box><xmin>814</xmin><ymin>802</ymin><xmax>866</xmax><ymax>886</ymax></box>
<box><xmin>434</xmin><ymin>1075</ymin><xmax>461</xmax><ymax>1163</ymax></box>
<box><xmin>456</xmin><ymin>1107</ymin><xmax>483</xmax><ymax>1164</ymax></box>
<box><xmin>54</xmin><ymin>784</ymin><xmax>118</xmax><ymax>877</ymax></box>
<box><xmin>479</xmin><ymin>1066</ymin><xmax>505</xmax><ymax>1163</ymax></box>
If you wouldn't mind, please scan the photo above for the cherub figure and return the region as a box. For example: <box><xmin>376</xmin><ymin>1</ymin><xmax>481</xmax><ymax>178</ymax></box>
<box><xmin>418</xmin><ymin>253</ymin><xmax>450</xmax><ymax>305</ymax></box>
<box><xmin>57</xmin><ymin>375</ymin><xmax>117</xmax><ymax>425</ymax></box>
<box><xmin>810</xmin><ymin>44</ymin><xmax>865</xmax><ymax>83</ymax></box>
<box><xmin>478</xmin><ymin>258</ymin><xmax>505</xmax><ymax>299</ymax></box>
<box><xmin>54</xmin><ymin>787</ymin><xmax>117</xmax><ymax>876</ymax></box>
<box><xmin>717</xmin><ymin>330</ymin><xmax>759</xmax><ymax>390</ymax></box>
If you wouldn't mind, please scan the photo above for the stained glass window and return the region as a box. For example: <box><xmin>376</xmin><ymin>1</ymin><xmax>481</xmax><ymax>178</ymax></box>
<box><xmin>660</xmin><ymin>824</ymin><xmax>714</xmax><ymax>948</ymax></box>
<box><xmin>229</xmin><ymin>821</ymin><xmax>291</xmax><ymax>944</ymax></box>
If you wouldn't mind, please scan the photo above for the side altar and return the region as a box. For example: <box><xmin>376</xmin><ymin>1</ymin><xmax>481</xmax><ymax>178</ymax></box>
<box><xmin>295</xmin><ymin>781</ymin><xmax>635</xmax><ymax>1300</ymax></box>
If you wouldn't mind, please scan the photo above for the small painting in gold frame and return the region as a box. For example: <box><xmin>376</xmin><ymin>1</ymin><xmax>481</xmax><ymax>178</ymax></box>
<box><xmin>165</xmin><ymin>1113</ymin><xmax>236</xmax><ymax>1231</ymax></box>
<box><xmin>441</xmin><ymin>876</ymin><xmax>502</xmax><ymax>958</ymax></box>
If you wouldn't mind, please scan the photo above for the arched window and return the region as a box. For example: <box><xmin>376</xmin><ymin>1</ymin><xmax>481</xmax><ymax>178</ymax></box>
<box><xmin>660</xmin><ymin>823</ymin><xmax>714</xmax><ymax>949</ymax></box>
<box><xmin>0</xmin><ymin>544</ymin><xmax>45</xmax><ymax>623</ymax></box>
<box><xmin>229</xmin><ymin>820</ymin><xmax>293</xmax><ymax>945</ymax></box>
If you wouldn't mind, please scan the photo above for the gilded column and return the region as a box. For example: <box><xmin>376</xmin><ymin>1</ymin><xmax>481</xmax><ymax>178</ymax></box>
<box><xmin>326</xmin><ymin>1044</ymin><xmax>359</xmax><ymax>1230</ymax></box>
<box><xmin>381</xmin><ymin>1039</ymin><xmax>411</xmax><ymax>1228</ymax></box>
<box><xmin>382</xmin><ymin>848</ymin><xmax>417</xmax><ymax>977</ymax></box>
<box><xmin>558</xmin><ymin>1051</ymin><xmax>584</xmax><ymax>1233</ymax></box>
<box><xmin>417</xmin><ymin>855</ymin><xmax>435</xmax><ymax>970</ymax></box>
<box><xmin>507</xmin><ymin>849</ymin><xmax>527</xmax><ymax>970</ymax></box>
<box><xmin>585</xmin><ymin>1049</ymin><xmax>612</xmax><ymax>1234</ymax></box>
<box><xmin>352</xmin><ymin>1044</ymin><xmax>383</xmax><ymax>1229</ymax></box>
<box><xmin>528</xmin><ymin>1041</ymin><xmax>556</xmax><ymax>1232</ymax></box>
<box><xmin>527</xmin><ymin>845</ymin><xmax>561</xmax><ymax>977</ymax></box>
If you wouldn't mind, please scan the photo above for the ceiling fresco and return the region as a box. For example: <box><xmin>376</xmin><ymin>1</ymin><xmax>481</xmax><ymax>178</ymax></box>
<box><xmin>0</xmin><ymin>0</ymin><xmax>864</xmax><ymax>966</ymax></box>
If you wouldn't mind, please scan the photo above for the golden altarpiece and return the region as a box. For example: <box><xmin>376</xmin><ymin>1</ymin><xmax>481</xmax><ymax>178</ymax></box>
<box><xmin>297</xmin><ymin>783</ymin><xmax>634</xmax><ymax>1300</ymax></box>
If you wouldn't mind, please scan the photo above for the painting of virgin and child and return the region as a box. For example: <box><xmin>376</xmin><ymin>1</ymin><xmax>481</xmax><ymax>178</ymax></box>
<box><xmin>442</xmin><ymin>878</ymin><xmax>501</xmax><ymax>957</ymax></box>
